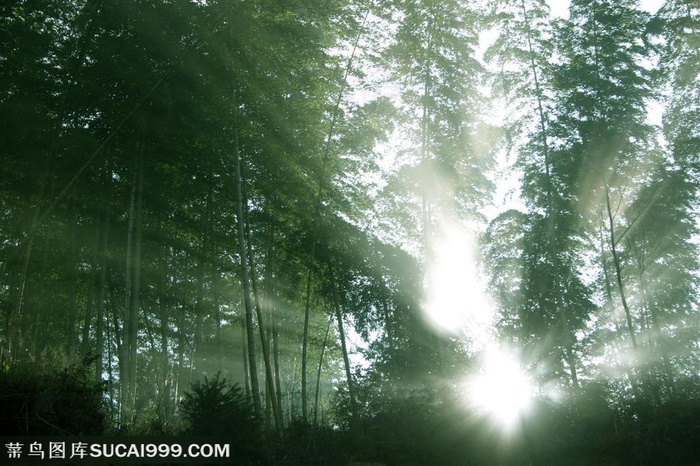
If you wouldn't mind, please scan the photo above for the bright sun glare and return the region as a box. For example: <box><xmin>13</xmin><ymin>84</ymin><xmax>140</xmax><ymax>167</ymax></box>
<box><xmin>424</xmin><ymin>222</ymin><xmax>534</xmax><ymax>430</ymax></box>
<box><xmin>424</xmin><ymin>223</ymin><xmax>493</xmax><ymax>343</ymax></box>
<box><xmin>467</xmin><ymin>349</ymin><xmax>533</xmax><ymax>430</ymax></box>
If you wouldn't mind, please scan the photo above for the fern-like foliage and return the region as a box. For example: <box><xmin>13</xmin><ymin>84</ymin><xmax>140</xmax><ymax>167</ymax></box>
<box><xmin>180</xmin><ymin>373</ymin><xmax>263</xmax><ymax>461</ymax></box>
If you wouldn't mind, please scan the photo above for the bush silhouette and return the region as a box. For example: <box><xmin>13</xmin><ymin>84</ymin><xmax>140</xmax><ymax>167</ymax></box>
<box><xmin>0</xmin><ymin>356</ymin><xmax>105</xmax><ymax>436</ymax></box>
<box><xmin>180</xmin><ymin>374</ymin><xmax>263</xmax><ymax>462</ymax></box>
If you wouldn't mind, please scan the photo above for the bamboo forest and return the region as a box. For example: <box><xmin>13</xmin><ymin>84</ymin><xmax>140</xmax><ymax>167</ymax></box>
<box><xmin>2</xmin><ymin>0</ymin><xmax>700</xmax><ymax>464</ymax></box>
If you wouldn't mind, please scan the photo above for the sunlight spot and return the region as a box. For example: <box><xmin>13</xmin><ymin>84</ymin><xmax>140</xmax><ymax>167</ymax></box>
<box><xmin>546</xmin><ymin>0</ymin><xmax>570</xmax><ymax>19</ymax></box>
<box><xmin>640</xmin><ymin>0</ymin><xmax>663</xmax><ymax>14</ymax></box>
<box><xmin>543</xmin><ymin>381</ymin><xmax>564</xmax><ymax>404</ymax></box>
<box><xmin>466</xmin><ymin>348</ymin><xmax>533</xmax><ymax>430</ymax></box>
<box><xmin>423</xmin><ymin>223</ymin><xmax>493</xmax><ymax>344</ymax></box>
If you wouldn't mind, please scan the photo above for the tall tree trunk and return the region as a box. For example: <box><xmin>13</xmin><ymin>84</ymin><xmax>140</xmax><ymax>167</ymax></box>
<box><xmin>107</xmin><ymin>280</ymin><xmax>118</xmax><ymax>421</ymax></box>
<box><xmin>232</xmin><ymin>109</ymin><xmax>262</xmax><ymax>417</ymax></box>
<box><xmin>82</xmin><ymin>215</ymin><xmax>101</xmax><ymax>356</ymax></box>
<box><xmin>267</xmin><ymin>229</ymin><xmax>284</xmax><ymax>426</ymax></box>
<box><xmin>521</xmin><ymin>0</ymin><xmax>579</xmax><ymax>389</ymax></box>
<box><xmin>605</xmin><ymin>186</ymin><xmax>638</xmax><ymax>350</ymax></box>
<box><xmin>241</xmin><ymin>305</ymin><xmax>250</xmax><ymax>399</ymax></box>
<box><xmin>29</xmin><ymin>233</ymin><xmax>54</xmax><ymax>356</ymax></box>
<box><xmin>419</xmin><ymin>6</ymin><xmax>434</xmax><ymax>249</ymax></box>
<box><xmin>241</xmin><ymin>156</ymin><xmax>282</xmax><ymax>430</ymax></box>
<box><xmin>213</xmin><ymin>258</ymin><xmax>224</xmax><ymax>373</ymax></box>
<box><xmin>68</xmin><ymin>187</ymin><xmax>79</xmax><ymax>355</ymax></box>
<box><xmin>10</xmin><ymin>234</ymin><xmax>35</xmax><ymax>359</ymax></box>
<box><xmin>192</xmin><ymin>187</ymin><xmax>211</xmax><ymax>378</ymax></box>
<box><xmin>9</xmin><ymin>199</ymin><xmax>41</xmax><ymax>360</ymax></box>
<box><xmin>120</xmin><ymin>157</ymin><xmax>136</xmax><ymax>423</ymax></box>
<box><xmin>174</xmin><ymin>287</ymin><xmax>187</xmax><ymax>413</ymax></box>
<box><xmin>314</xmin><ymin>316</ymin><xmax>332</xmax><ymax>425</ymax></box>
<box><xmin>301</xmin><ymin>268</ymin><xmax>313</xmax><ymax>423</ymax></box>
<box><xmin>4</xmin><ymin>125</ymin><xmax>55</xmax><ymax>361</ymax></box>
<box><xmin>299</xmin><ymin>6</ymin><xmax>370</xmax><ymax>423</ymax></box>
<box><xmin>383</xmin><ymin>300</ymin><xmax>393</xmax><ymax>348</ymax></box>
<box><xmin>272</xmin><ymin>271</ymin><xmax>283</xmax><ymax>422</ymax></box>
<box><xmin>129</xmin><ymin>148</ymin><xmax>144</xmax><ymax>425</ymax></box>
<box><xmin>636</xmin><ymin>251</ymin><xmax>674</xmax><ymax>392</ymax></box>
<box><xmin>110</xmin><ymin>279</ymin><xmax>123</xmax><ymax>426</ymax></box>
<box><xmin>603</xmin><ymin>187</ymin><xmax>649</xmax><ymax>403</ymax></box>
<box><xmin>157</xmin><ymin>248</ymin><xmax>171</xmax><ymax>422</ymax></box>
<box><xmin>329</xmin><ymin>265</ymin><xmax>356</xmax><ymax>419</ymax></box>
<box><xmin>264</xmin><ymin>248</ymin><xmax>274</xmax><ymax>430</ymax></box>
<box><xmin>122</xmin><ymin>147</ymin><xmax>145</xmax><ymax>426</ymax></box>
<box><xmin>95</xmin><ymin>217</ymin><xmax>108</xmax><ymax>383</ymax></box>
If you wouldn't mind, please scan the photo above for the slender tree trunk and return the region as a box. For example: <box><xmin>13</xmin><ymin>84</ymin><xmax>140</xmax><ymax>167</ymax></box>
<box><xmin>192</xmin><ymin>193</ymin><xmax>211</xmax><ymax>379</ymax></box>
<box><xmin>193</xmin><ymin>251</ymin><xmax>206</xmax><ymax>376</ymax></box>
<box><xmin>314</xmin><ymin>316</ymin><xmax>332</xmax><ymax>425</ymax></box>
<box><xmin>265</xmin><ymin>256</ymin><xmax>274</xmax><ymax>430</ymax></box>
<box><xmin>83</xmin><ymin>215</ymin><xmax>101</xmax><ymax>356</ymax></box>
<box><xmin>383</xmin><ymin>300</ymin><xmax>393</xmax><ymax>348</ymax></box>
<box><xmin>232</xmin><ymin>111</ymin><xmax>262</xmax><ymax>417</ymax></box>
<box><xmin>110</xmin><ymin>280</ymin><xmax>124</xmax><ymax>426</ymax></box>
<box><xmin>104</xmin><ymin>280</ymin><xmax>114</xmax><ymax>418</ymax></box>
<box><xmin>9</xmin><ymin>201</ymin><xmax>40</xmax><ymax>360</ymax></box>
<box><xmin>600</xmin><ymin>227</ymin><xmax>615</xmax><ymax>311</ymax></box>
<box><xmin>267</xmin><ymin>231</ymin><xmax>284</xmax><ymax>425</ymax></box>
<box><xmin>107</xmin><ymin>280</ymin><xmax>118</xmax><ymax>421</ymax></box>
<box><xmin>272</xmin><ymin>267</ymin><xmax>283</xmax><ymax>422</ymax></box>
<box><xmin>95</xmin><ymin>217</ymin><xmax>108</xmax><ymax>383</ymax></box>
<box><xmin>213</xmin><ymin>260</ymin><xmax>224</xmax><ymax>373</ymax></box>
<box><xmin>419</xmin><ymin>7</ymin><xmax>434</xmax><ymax>248</ymax></box>
<box><xmin>10</xmin><ymin>235</ymin><xmax>34</xmax><ymax>359</ymax></box>
<box><xmin>329</xmin><ymin>265</ymin><xmax>356</xmax><ymax>418</ymax></box>
<box><xmin>122</xmin><ymin>147</ymin><xmax>144</xmax><ymax>426</ymax></box>
<box><xmin>605</xmin><ymin>186</ymin><xmax>638</xmax><ymax>350</ymax></box>
<box><xmin>174</xmin><ymin>287</ymin><xmax>188</xmax><ymax>411</ymax></box>
<box><xmin>129</xmin><ymin>148</ymin><xmax>144</xmax><ymax>424</ymax></box>
<box><xmin>301</xmin><ymin>268</ymin><xmax>313</xmax><ymax>423</ymax></box>
<box><xmin>521</xmin><ymin>0</ymin><xmax>579</xmax><ymax>389</ymax></box>
<box><xmin>120</xmin><ymin>156</ymin><xmax>137</xmax><ymax>423</ymax></box>
<box><xmin>193</xmin><ymin>175</ymin><xmax>213</xmax><ymax>377</ymax></box>
<box><xmin>157</xmin><ymin>249</ymin><xmax>171</xmax><ymax>421</ymax></box>
<box><xmin>241</xmin><ymin>156</ymin><xmax>282</xmax><ymax>430</ymax></box>
<box><xmin>299</xmin><ymin>6</ymin><xmax>370</xmax><ymax>423</ymax></box>
<box><xmin>68</xmin><ymin>188</ymin><xmax>79</xmax><ymax>355</ymax></box>
<box><xmin>5</xmin><ymin>150</ymin><xmax>54</xmax><ymax>360</ymax></box>
<box><xmin>29</xmin><ymin>236</ymin><xmax>54</xmax><ymax>355</ymax></box>
<box><xmin>637</xmin><ymin>254</ymin><xmax>674</xmax><ymax>392</ymax></box>
<box><xmin>600</xmin><ymin>220</ymin><xmax>643</xmax><ymax>397</ymax></box>
<box><xmin>241</xmin><ymin>306</ymin><xmax>250</xmax><ymax>398</ymax></box>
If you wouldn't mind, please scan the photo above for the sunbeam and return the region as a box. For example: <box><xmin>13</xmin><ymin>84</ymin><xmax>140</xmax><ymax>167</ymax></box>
<box><xmin>423</xmin><ymin>222</ymin><xmax>494</xmax><ymax>344</ymax></box>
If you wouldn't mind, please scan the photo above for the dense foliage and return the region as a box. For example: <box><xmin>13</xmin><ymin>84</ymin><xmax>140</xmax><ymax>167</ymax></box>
<box><xmin>0</xmin><ymin>356</ymin><xmax>105</xmax><ymax>436</ymax></box>
<box><xmin>1</xmin><ymin>0</ymin><xmax>699</xmax><ymax>464</ymax></box>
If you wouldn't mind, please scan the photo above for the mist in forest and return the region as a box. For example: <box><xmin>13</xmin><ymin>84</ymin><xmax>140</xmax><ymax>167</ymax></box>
<box><xmin>1</xmin><ymin>0</ymin><xmax>699</xmax><ymax>464</ymax></box>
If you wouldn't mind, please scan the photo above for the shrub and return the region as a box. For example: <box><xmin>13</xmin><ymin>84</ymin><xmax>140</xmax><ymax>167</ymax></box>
<box><xmin>0</xmin><ymin>356</ymin><xmax>105</xmax><ymax>436</ymax></box>
<box><xmin>180</xmin><ymin>373</ymin><xmax>263</xmax><ymax>462</ymax></box>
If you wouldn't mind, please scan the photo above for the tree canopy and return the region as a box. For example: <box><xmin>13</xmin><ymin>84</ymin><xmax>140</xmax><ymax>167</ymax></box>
<box><xmin>1</xmin><ymin>0</ymin><xmax>699</xmax><ymax>464</ymax></box>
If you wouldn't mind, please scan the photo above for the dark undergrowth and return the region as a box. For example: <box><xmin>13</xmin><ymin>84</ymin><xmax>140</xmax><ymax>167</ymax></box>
<box><xmin>2</xmin><ymin>359</ymin><xmax>700</xmax><ymax>465</ymax></box>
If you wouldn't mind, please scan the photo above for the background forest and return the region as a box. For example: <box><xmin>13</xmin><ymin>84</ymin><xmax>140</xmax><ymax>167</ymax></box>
<box><xmin>1</xmin><ymin>0</ymin><xmax>699</xmax><ymax>464</ymax></box>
